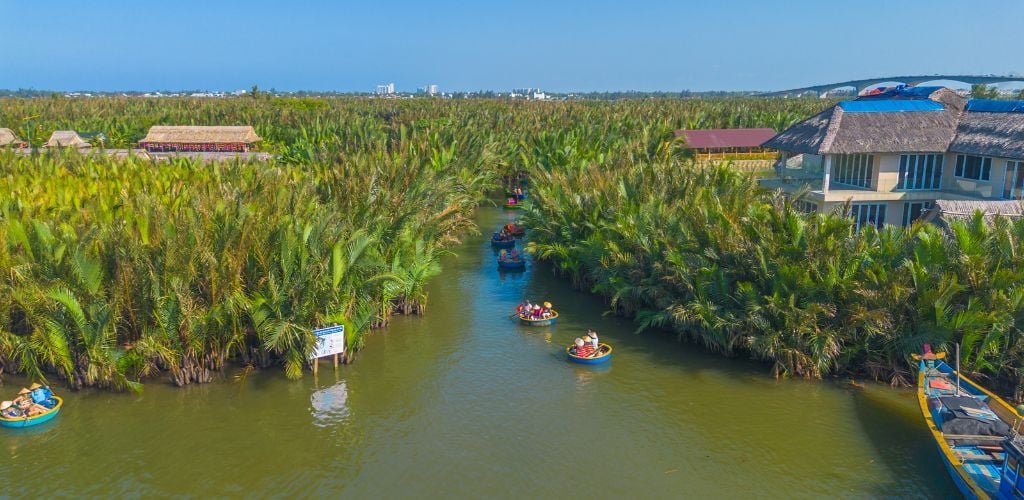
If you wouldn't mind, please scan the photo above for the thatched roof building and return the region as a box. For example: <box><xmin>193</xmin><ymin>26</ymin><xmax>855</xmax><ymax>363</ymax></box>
<box><xmin>949</xmin><ymin>100</ymin><xmax>1024</xmax><ymax>160</ymax></box>
<box><xmin>925</xmin><ymin>199</ymin><xmax>1024</xmax><ymax>228</ymax></box>
<box><xmin>139</xmin><ymin>126</ymin><xmax>261</xmax><ymax>152</ymax></box>
<box><xmin>44</xmin><ymin>130</ymin><xmax>91</xmax><ymax>149</ymax></box>
<box><xmin>764</xmin><ymin>87</ymin><xmax>965</xmax><ymax>155</ymax></box>
<box><xmin>0</xmin><ymin>128</ymin><xmax>27</xmax><ymax>148</ymax></box>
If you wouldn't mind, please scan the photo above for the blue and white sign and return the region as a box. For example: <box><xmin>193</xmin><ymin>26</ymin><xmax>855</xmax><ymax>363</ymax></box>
<box><xmin>311</xmin><ymin>325</ymin><xmax>345</xmax><ymax>360</ymax></box>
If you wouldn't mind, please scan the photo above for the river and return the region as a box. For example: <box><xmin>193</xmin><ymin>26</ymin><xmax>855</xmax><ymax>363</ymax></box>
<box><xmin>0</xmin><ymin>207</ymin><xmax>954</xmax><ymax>498</ymax></box>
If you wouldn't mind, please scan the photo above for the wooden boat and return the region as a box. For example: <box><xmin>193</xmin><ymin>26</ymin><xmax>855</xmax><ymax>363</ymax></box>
<box><xmin>0</xmin><ymin>396</ymin><xmax>63</xmax><ymax>428</ymax></box>
<box><xmin>914</xmin><ymin>347</ymin><xmax>1023</xmax><ymax>499</ymax></box>
<box><xmin>498</xmin><ymin>258</ymin><xmax>526</xmax><ymax>270</ymax></box>
<box><xmin>491</xmin><ymin>236</ymin><xmax>515</xmax><ymax>249</ymax></box>
<box><xmin>567</xmin><ymin>343</ymin><xmax>612</xmax><ymax>364</ymax></box>
<box><xmin>518</xmin><ymin>310</ymin><xmax>557</xmax><ymax>326</ymax></box>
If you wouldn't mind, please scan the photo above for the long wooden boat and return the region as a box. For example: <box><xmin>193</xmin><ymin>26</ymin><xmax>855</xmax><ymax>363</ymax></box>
<box><xmin>519</xmin><ymin>310</ymin><xmax>557</xmax><ymax>325</ymax></box>
<box><xmin>491</xmin><ymin>237</ymin><xmax>515</xmax><ymax>249</ymax></box>
<box><xmin>0</xmin><ymin>396</ymin><xmax>63</xmax><ymax>428</ymax></box>
<box><xmin>567</xmin><ymin>343</ymin><xmax>612</xmax><ymax>364</ymax></box>
<box><xmin>915</xmin><ymin>351</ymin><xmax>1023</xmax><ymax>499</ymax></box>
<box><xmin>498</xmin><ymin>258</ymin><xmax>526</xmax><ymax>271</ymax></box>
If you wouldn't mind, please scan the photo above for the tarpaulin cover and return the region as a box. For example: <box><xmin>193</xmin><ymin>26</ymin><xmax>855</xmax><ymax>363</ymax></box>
<box><xmin>937</xmin><ymin>396</ymin><xmax>1011</xmax><ymax>437</ymax></box>
<box><xmin>839</xmin><ymin>100</ymin><xmax>945</xmax><ymax>113</ymax></box>
<box><xmin>967</xmin><ymin>99</ymin><xmax>1024</xmax><ymax>113</ymax></box>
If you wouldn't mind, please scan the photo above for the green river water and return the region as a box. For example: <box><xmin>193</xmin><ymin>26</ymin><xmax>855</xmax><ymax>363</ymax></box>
<box><xmin>0</xmin><ymin>208</ymin><xmax>955</xmax><ymax>498</ymax></box>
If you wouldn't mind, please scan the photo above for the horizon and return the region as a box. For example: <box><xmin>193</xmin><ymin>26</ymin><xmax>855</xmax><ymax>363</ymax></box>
<box><xmin>3</xmin><ymin>1</ymin><xmax>1023</xmax><ymax>93</ymax></box>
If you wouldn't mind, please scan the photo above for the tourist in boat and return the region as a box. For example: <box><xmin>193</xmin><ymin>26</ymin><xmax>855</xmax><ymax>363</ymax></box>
<box><xmin>587</xmin><ymin>330</ymin><xmax>599</xmax><ymax>349</ymax></box>
<box><xmin>507</xmin><ymin>197</ymin><xmax>517</xmax><ymax>206</ymax></box>
<box><xmin>509</xmin><ymin>248</ymin><xmax>519</xmax><ymax>261</ymax></box>
<box><xmin>575</xmin><ymin>337</ymin><xmax>594</xmax><ymax>357</ymax></box>
<box><xmin>0</xmin><ymin>401</ymin><xmax>21</xmax><ymax>418</ymax></box>
<box><xmin>29</xmin><ymin>383</ymin><xmax>54</xmax><ymax>407</ymax></box>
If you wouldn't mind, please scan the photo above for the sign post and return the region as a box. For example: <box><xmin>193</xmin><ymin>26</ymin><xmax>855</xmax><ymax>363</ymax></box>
<box><xmin>310</xmin><ymin>325</ymin><xmax>345</xmax><ymax>375</ymax></box>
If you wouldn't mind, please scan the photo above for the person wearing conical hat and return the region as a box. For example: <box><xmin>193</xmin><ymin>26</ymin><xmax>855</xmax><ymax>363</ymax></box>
<box><xmin>587</xmin><ymin>330</ymin><xmax>599</xmax><ymax>349</ymax></box>
<box><xmin>0</xmin><ymin>400</ymin><xmax>20</xmax><ymax>418</ymax></box>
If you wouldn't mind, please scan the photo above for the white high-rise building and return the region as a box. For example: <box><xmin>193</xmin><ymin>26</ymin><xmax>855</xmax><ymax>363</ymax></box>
<box><xmin>375</xmin><ymin>83</ymin><xmax>395</xmax><ymax>95</ymax></box>
<box><xmin>428</xmin><ymin>84</ymin><xmax>439</xmax><ymax>95</ymax></box>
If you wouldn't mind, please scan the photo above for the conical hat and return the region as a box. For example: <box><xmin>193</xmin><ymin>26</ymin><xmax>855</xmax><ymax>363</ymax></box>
<box><xmin>28</xmin><ymin>383</ymin><xmax>42</xmax><ymax>390</ymax></box>
<box><xmin>543</xmin><ymin>302</ymin><xmax>552</xmax><ymax>308</ymax></box>
<box><xmin>18</xmin><ymin>388</ymin><xmax>30</xmax><ymax>395</ymax></box>
<box><xmin>0</xmin><ymin>401</ymin><xmax>11</xmax><ymax>410</ymax></box>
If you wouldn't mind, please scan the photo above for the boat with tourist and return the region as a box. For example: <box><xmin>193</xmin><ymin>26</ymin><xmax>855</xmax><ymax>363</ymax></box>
<box><xmin>914</xmin><ymin>344</ymin><xmax>1024</xmax><ymax>498</ymax></box>
<box><xmin>503</xmin><ymin>197</ymin><xmax>524</xmax><ymax>210</ymax></box>
<box><xmin>0</xmin><ymin>384</ymin><xmax>62</xmax><ymax>429</ymax></box>
<box><xmin>491</xmin><ymin>231</ymin><xmax>515</xmax><ymax>249</ymax></box>
<box><xmin>567</xmin><ymin>343</ymin><xmax>612</xmax><ymax>364</ymax></box>
<box><xmin>498</xmin><ymin>249</ymin><xmax>526</xmax><ymax>270</ymax></box>
<box><xmin>516</xmin><ymin>301</ymin><xmax>557</xmax><ymax>325</ymax></box>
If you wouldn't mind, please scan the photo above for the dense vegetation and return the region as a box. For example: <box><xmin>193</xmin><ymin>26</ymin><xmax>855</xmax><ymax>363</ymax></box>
<box><xmin>0</xmin><ymin>95</ymin><xmax>834</xmax><ymax>390</ymax></box>
<box><xmin>522</xmin><ymin>153</ymin><xmax>1024</xmax><ymax>398</ymax></box>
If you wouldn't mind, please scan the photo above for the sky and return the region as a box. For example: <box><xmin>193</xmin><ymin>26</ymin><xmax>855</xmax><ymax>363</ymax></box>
<box><xmin>2</xmin><ymin>0</ymin><xmax>1023</xmax><ymax>93</ymax></box>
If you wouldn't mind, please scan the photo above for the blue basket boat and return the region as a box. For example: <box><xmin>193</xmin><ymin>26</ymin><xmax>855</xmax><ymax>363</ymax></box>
<box><xmin>914</xmin><ymin>348</ymin><xmax>1024</xmax><ymax>499</ymax></box>
<box><xmin>518</xmin><ymin>311</ymin><xmax>557</xmax><ymax>326</ymax></box>
<box><xmin>0</xmin><ymin>396</ymin><xmax>63</xmax><ymax>428</ymax></box>
<box><xmin>567</xmin><ymin>344</ymin><xmax>612</xmax><ymax>364</ymax></box>
<box><xmin>491</xmin><ymin>237</ymin><xmax>516</xmax><ymax>249</ymax></box>
<box><xmin>498</xmin><ymin>258</ymin><xmax>526</xmax><ymax>271</ymax></box>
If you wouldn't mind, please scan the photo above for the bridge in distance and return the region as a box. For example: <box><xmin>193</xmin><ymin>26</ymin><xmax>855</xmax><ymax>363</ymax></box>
<box><xmin>765</xmin><ymin>75</ymin><xmax>1024</xmax><ymax>97</ymax></box>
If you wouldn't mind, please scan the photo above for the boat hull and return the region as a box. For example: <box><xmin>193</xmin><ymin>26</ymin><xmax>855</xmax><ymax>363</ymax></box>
<box><xmin>503</xmin><ymin>203</ymin><xmax>523</xmax><ymax>210</ymax></box>
<box><xmin>915</xmin><ymin>360</ymin><xmax>1019</xmax><ymax>499</ymax></box>
<box><xmin>567</xmin><ymin>343</ymin><xmax>612</xmax><ymax>364</ymax></box>
<box><xmin>519</xmin><ymin>313</ymin><xmax>557</xmax><ymax>326</ymax></box>
<box><xmin>491</xmin><ymin>238</ymin><xmax>515</xmax><ymax>249</ymax></box>
<box><xmin>499</xmin><ymin>260</ymin><xmax>526</xmax><ymax>270</ymax></box>
<box><xmin>0</xmin><ymin>396</ymin><xmax>63</xmax><ymax>428</ymax></box>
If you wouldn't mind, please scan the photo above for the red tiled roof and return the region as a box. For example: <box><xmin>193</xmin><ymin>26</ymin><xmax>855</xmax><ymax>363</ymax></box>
<box><xmin>674</xmin><ymin>128</ymin><xmax>777</xmax><ymax>149</ymax></box>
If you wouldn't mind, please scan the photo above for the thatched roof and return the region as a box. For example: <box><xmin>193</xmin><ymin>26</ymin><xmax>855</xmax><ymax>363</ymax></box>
<box><xmin>44</xmin><ymin>131</ymin><xmax>91</xmax><ymax>148</ymax></box>
<box><xmin>0</xmin><ymin>128</ymin><xmax>26</xmax><ymax>147</ymax></box>
<box><xmin>949</xmin><ymin>111</ymin><xmax>1024</xmax><ymax>160</ymax></box>
<box><xmin>926</xmin><ymin>199</ymin><xmax>1024</xmax><ymax>228</ymax></box>
<box><xmin>140</xmin><ymin>126</ymin><xmax>261</xmax><ymax>144</ymax></box>
<box><xmin>764</xmin><ymin>88</ymin><xmax>964</xmax><ymax>155</ymax></box>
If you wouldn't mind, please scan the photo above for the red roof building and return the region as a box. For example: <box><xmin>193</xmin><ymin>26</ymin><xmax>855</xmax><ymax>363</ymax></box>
<box><xmin>675</xmin><ymin>128</ymin><xmax>777</xmax><ymax>158</ymax></box>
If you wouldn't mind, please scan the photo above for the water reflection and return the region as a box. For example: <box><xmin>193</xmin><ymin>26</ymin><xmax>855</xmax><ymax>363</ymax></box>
<box><xmin>311</xmin><ymin>380</ymin><xmax>350</xmax><ymax>426</ymax></box>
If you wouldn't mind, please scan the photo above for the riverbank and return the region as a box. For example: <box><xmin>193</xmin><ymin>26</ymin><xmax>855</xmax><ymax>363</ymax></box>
<box><xmin>0</xmin><ymin>207</ymin><xmax>954</xmax><ymax>496</ymax></box>
<box><xmin>521</xmin><ymin>158</ymin><xmax>1024</xmax><ymax>399</ymax></box>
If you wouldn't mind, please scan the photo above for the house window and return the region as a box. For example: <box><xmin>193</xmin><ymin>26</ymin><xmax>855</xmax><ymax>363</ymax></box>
<box><xmin>832</xmin><ymin>154</ymin><xmax>874</xmax><ymax>188</ymax></box>
<box><xmin>1003</xmin><ymin>161</ymin><xmax>1024</xmax><ymax>200</ymax></box>
<box><xmin>793</xmin><ymin>200</ymin><xmax>818</xmax><ymax>213</ymax></box>
<box><xmin>902</xmin><ymin>201</ymin><xmax>934</xmax><ymax>227</ymax></box>
<box><xmin>849</xmin><ymin>203</ymin><xmax>887</xmax><ymax>231</ymax></box>
<box><xmin>897</xmin><ymin>154</ymin><xmax>943</xmax><ymax>190</ymax></box>
<box><xmin>955</xmin><ymin>154</ymin><xmax>992</xmax><ymax>181</ymax></box>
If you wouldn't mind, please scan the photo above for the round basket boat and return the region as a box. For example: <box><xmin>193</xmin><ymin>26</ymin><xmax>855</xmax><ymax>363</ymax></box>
<box><xmin>491</xmin><ymin>237</ymin><xmax>516</xmax><ymax>249</ymax></box>
<box><xmin>503</xmin><ymin>202</ymin><xmax>524</xmax><ymax>210</ymax></box>
<box><xmin>498</xmin><ymin>259</ymin><xmax>526</xmax><ymax>271</ymax></box>
<box><xmin>519</xmin><ymin>310</ymin><xmax>558</xmax><ymax>326</ymax></box>
<box><xmin>567</xmin><ymin>343</ymin><xmax>612</xmax><ymax>364</ymax></box>
<box><xmin>0</xmin><ymin>396</ymin><xmax>63</xmax><ymax>428</ymax></box>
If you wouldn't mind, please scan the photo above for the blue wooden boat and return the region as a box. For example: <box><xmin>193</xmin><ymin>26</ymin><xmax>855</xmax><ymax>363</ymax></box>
<box><xmin>0</xmin><ymin>396</ymin><xmax>63</xmax><ymax>429</ymax></box>
<box><xmin>518</xmin><ymin>310</ymin><xmax>557</xmax><ymax>326</ymax></box>
<box><xmin>567</xmin><ymin>343</ymin><xmax>612</xmax><ymax>364</ymax></box>
<box><xmin>915</xmin><ymin>348</ymin><xmax>1023</xmax><ymax>499</ymax></box>
<box><xmin>491</xmin><ymin>236</ymin><xmax>515</xmax><ymax>249</ymax></box>
<box><xmin>498</xmin><ymin>258</ymin><xmax>526</xmax><ymax>271</ymax></box>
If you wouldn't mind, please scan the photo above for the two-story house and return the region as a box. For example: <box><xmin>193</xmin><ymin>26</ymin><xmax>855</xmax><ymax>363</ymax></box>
<box><xmin>760</xmin><ymin>86</ymin><xmax>1024</xmax><ymax>230</ymax></box>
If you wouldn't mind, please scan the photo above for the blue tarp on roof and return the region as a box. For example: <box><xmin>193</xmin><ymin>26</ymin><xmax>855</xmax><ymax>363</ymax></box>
<box><xmin>967</xmin><ymin>100</ymin><xmax>1024</xmax><ymax>113</ymax></box>
<box><xmin>839</xmin><ymin>100</ymin><xmax>945</xmax><ymax>113</ymax></box>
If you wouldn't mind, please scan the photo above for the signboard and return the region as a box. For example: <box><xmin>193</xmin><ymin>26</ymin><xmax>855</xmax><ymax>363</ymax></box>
<box><xmin>310</xmin><ymin>325</ymin><xmax>345</xmax><ymax>360</ymax></box>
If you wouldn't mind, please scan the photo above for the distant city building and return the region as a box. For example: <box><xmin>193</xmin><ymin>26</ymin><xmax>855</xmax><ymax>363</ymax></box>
<box><xmin>375</xmin><ymin>83</ymin><xmax>396</xmax><ymax>95</ymax></box>
<box><xmin>511</xmin><ymin>88</ymin><xmax>546</xmax><ymax>100</ymax></box>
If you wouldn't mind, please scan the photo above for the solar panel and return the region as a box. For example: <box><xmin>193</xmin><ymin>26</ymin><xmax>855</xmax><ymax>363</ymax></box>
<box><xmin>839</xmin><ymin>100</ymin><xmax>945</xmax><ymax>113</ymax></box>
<box><xmin>966</xmin><ymin>99</ymin><xmax>1024</xmax><ymax>113</ymax></box>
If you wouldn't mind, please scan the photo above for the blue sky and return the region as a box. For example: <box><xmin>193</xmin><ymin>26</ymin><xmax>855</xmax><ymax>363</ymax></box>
<box><xmin>1</xmin><ymin>0</ymin><xmax>1022</xmax><ymax>92</ymax></box>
